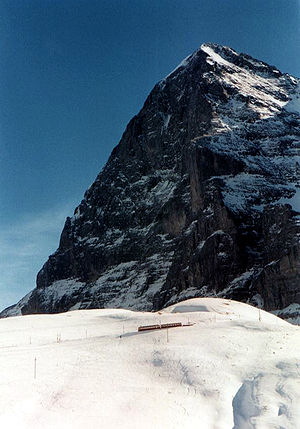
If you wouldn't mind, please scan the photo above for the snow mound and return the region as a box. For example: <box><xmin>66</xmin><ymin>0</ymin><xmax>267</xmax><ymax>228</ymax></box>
<box><xmin>163</xmin><ymin>297</ymin><xmax>288</xmax><ymax>326</ymax></box>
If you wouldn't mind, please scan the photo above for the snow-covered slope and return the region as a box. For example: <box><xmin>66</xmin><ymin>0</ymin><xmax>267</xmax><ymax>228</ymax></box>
<box><xmin>1</xmin><ymin>298</ymin><xmax>300</xmax><ymax>428</ymax></box>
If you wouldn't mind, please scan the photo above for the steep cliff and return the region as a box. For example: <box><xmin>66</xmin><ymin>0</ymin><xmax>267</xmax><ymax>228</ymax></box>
<box><xmin>2</xmin><ymin>43</ymin><xmax>300</xmax><ymax>317</ymax></box>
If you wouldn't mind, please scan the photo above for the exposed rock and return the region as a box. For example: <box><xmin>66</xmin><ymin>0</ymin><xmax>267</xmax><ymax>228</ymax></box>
<box><xmin>2</xmin><ymin>43</ymin><xmax>300</xmax><ymax>317</ymax></box>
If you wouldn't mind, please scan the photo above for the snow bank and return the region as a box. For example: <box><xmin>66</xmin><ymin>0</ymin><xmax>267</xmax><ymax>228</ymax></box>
<box><xmin>0</xmin><ymin>298</ymin><xmax>299</xmax><ymax>428</ymax></box>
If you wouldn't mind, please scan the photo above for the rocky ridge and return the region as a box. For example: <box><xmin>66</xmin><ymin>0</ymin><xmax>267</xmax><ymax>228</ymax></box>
<box><xmin>2</xmin><ymin>43</ymin><xmax>300</xmax><ymax>318</ymax></box>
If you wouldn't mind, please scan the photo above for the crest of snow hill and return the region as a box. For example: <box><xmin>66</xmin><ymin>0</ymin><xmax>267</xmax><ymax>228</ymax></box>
<box><xmin>2</xmin><ymin>43</ymin><xmax>300</xmax><ymax>319</ymax></box>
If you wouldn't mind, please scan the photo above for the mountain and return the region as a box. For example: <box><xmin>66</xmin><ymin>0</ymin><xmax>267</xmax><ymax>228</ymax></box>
<box><xmin>2</xmin><ymin>43</ymin><xmax>300</xmax><ymax>318</ymax></box>
<box><xmin>0</xmin><ymin>298</ymin><xmax>299</xmax><ymax>428</ymax></box>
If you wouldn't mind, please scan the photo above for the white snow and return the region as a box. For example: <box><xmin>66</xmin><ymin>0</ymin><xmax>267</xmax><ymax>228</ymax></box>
<box><xmin>0</xmin><ymin>297</ymin><xmax>300</xmax><ymax>428</ymax></box>
<box><xmin>201</xmin><ymin>44</ymin><xmax>234</xmax><ymax>68</ymax></box>
<box><xmin>41</xmin><ymin>278</ymin><xmax>85</xmax><ymax>303</ymax></box>
<box><xmin>220</xmin><ymin>173</ymin><xmax>293</xmax><ymax>214</ymax></box>
<box><xmin>218</xmin><ymin>270</ymin><xmax>256</xmax><ymax>299</ymax></box>
<box><xmin>88</xmin><ymin>252</ymin><xmax>175</xmax><ymax>310</ymax></box>
<box><xmin>273</xmin><ymin>303</ymin><xmax>300</xmax><ymax>325</ymax></box>
<box><xmin>161</xmin><ymin>113</ymin><xmax>171</xmax><ymax>132</ymax></box>
<box><xmin>285</xmin><ymin>83</ymin><xmax>300</xmax><ymax>114</ymax></box>
<box><xmin>200</xmin><ymin>44</ymin><xmax>292</xmax><ymax>121</ymax></box>
<box><xmin>1</xmin><ymin>290</ymin><xmax>33</xmax><ymax>317</ymax></box>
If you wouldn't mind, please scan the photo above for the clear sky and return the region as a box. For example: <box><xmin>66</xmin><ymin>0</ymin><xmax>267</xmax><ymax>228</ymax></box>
<box><xmin>0</xmin><ymin>0</ymin><xmax>299</xmax><ymax>311</ymax></box>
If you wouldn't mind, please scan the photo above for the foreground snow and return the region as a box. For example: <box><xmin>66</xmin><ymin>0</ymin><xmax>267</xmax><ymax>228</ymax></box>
<box><xmin>0</xmin><ymin>298</ymin><xmax>300</xmax><ymax>428</ymax></box>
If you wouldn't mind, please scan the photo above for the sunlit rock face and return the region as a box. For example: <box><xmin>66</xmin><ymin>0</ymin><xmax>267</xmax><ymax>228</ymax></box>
<box><xmin>2</xmin><ymin>43</ymin><xmax>300</xmax><ymax>317</ymax></box>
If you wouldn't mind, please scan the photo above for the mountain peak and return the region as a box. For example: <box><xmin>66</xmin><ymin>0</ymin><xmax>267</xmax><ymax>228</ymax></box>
<box><xmin>163</xmin><ymin>42</ymin><xmax>298</xmax><ymax>91</ymax></box>
<box><xmin>2</xmin><ymin>44</ymin><xmax>299</xmax><ymax>319</ymax></box>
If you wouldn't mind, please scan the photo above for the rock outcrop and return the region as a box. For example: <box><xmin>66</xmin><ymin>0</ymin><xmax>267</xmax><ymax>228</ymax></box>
<box><xmin>2</xmin><ymin>43</ymin><xmax>300</xmax><ymax>317</ymax></box>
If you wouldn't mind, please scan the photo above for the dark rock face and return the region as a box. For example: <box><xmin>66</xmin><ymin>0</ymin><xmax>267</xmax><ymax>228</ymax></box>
<box><xmin>2</xmin><ymin>43</ymin><xmax>300</xmax><ymax>317</ymax></box>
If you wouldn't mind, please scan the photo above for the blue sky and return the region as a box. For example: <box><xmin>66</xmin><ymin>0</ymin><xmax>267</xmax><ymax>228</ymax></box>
<box><xmin>0</xmin><ymin>0</ymin><xmax>299</xmax><ymax>311</ymax></box>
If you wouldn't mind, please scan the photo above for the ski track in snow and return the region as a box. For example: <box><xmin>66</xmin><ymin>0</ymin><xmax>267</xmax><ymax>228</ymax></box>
<box><xmin>0</xmin><ymin>298</ymin><xmax>300</xmax><ymax>428</ymax></box>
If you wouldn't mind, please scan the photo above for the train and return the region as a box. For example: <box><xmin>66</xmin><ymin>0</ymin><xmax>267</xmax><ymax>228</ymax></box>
<box><xmin>138</xmin><ymin>322</ymin><xmax>182</xmax><ymax>332</ymax></box>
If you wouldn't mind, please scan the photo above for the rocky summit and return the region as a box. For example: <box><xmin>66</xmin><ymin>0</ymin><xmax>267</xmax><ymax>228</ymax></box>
<box><xmin>2</xmin><ymin>43</ymin><xmax>300</xmax><ymax>319</ymax></box>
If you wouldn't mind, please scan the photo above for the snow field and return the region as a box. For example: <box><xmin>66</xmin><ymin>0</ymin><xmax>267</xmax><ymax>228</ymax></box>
<box><xmin>0</xmin><ymin>298</ymin><xmax>300</xmax><ymax>428</ymax></box>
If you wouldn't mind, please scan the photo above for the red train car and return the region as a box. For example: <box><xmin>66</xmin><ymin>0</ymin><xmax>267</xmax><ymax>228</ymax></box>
<box><xmin>138</xmin><ymin>322</ymin><xmax>182</xmax><ymax>332</ymax></box>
